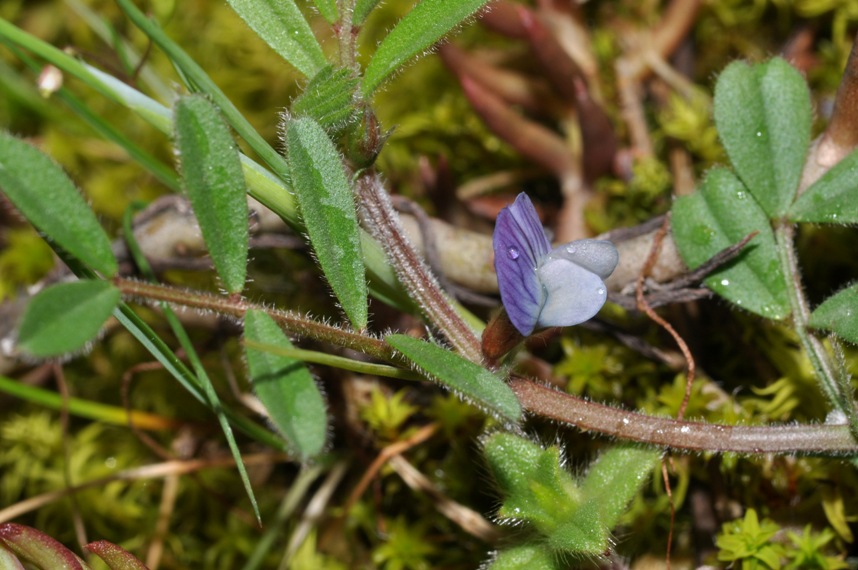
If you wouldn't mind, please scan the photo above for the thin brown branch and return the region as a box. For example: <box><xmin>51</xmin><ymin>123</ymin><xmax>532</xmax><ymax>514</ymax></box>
<box><xmin>635</xmin><ymin>214</ymin><xmax>695</xmax><ymax>420</ymax></box>
<box><xmin>342</xmin><ymin>422</ymin><xmax>440</xmax><ymax>513</ymax></box>
<box><xmin>0</xmin><ymin>452</ymin><xmax>291</xmax><ymax>523</ymax></box>
<box><xmin>389</xmin><ymin>455</ymin><xmax>502</xmax><ymax>543</ymax></box>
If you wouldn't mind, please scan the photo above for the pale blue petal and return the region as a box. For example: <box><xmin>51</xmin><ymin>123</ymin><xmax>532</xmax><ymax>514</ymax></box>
<box><xmin>535</xmin><ymin>257</ymin><xmax>608</xmax><ymax>328</ymax></box>
<box><xmin>545</xmin><ymin>239</ymin><xmax>619</xmax><ymax>279</ymax></box>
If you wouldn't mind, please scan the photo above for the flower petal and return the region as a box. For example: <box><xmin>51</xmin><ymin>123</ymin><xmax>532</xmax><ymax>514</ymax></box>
<box><xmin>493</xmin><ymin>193</ymin><xmax>551</xmax><ymax>336</ymax></box>
<box><xmin>545</xmin><ymin>239</ymin><xmax>619</xmax><ymax>279</ymax></box>
<box><xmin>536</xmin><ymin>257</ymin><xmax>608</xmax><ymax>327</ymax></box>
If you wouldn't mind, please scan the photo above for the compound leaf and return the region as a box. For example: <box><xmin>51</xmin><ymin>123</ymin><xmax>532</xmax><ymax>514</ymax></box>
<box><xmin>672</xmin><ymin>167</ymin><xmax>789</xmax><ymax>320</ymax></box>
<box><xmin>713</xmin><ymin>58</ymin><xmax>811</xmax><ymax>218</ymax></box>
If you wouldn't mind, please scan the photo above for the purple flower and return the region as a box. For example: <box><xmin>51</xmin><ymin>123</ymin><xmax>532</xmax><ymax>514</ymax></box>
<box><xmin>493</xmin><ymin>193</ymin><xmax>619</xmax><ymax>336</ymax></box>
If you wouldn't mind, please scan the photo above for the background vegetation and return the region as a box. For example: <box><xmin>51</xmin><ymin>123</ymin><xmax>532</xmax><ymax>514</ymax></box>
<box><xmin>1</xmin><ymin>1</ymin><xmax>858</xmax><ymax>568</ymax></box>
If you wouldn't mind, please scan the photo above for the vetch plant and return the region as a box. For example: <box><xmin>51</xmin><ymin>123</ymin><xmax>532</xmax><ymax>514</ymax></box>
<box><xmin>1</xmin><ymin>2</ymin><xmax>858</xmax><ymax>568</ymax></box>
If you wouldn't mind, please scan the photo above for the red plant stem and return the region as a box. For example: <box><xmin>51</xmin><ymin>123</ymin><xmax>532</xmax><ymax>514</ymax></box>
<box><xmin>356</xmin><ymin>172</ymin><xmax>483</xmax><ymax>363</ymax></box>
<box><xmin>113</xmin><ymin>277</ymin><xmax>394</xmax><ymax>362</ymax></box>
<box><xmin>510</xmin><ymin>378</ymin><xmax>858</xmax><ymax>454</ymax></box>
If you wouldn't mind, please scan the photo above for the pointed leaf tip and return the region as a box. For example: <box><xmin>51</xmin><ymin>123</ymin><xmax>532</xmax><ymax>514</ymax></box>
<box><xmin>386</xmin><ymin>334</ymin><xmax>521</xmax><ymax>423</ymax></box>
<box><xmin>18</xmin><ymin>280</ymin><xmax>121</xmax><ymax>358</ymax></box>
<box><xmin>362</xmin><ymin>0</ymin><xmax>490</xmax><ymax>95</ymax></box>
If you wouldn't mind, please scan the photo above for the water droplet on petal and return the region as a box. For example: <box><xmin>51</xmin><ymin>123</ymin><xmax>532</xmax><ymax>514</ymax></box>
<box><xmin>565</xmin><ymin>245</ymin><xmax>577</xmax><ymax>254</ymax></box>
<box><xmin>507</xmin><ymin>247</ymin><xmax>520</xmax><ymax>260</ymax></box>
<box><xmin>597</xmin><ymin>287</ymin><xmax>605</xmax><ymax>295</ymax></box>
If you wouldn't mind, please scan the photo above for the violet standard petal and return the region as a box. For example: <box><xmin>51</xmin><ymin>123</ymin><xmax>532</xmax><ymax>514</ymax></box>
<box><xmin>493</xmin><ymin>193</ymin><xmax>551</xmax><ymax>336</ymax></box>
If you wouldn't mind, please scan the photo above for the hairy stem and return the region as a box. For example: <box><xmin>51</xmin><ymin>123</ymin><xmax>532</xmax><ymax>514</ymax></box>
<box><xmin>510</xmin><ymin>378</ymin><xmax>858</xmax><ymax>454</ymax></box>
<box><xmin>356</xmin><ymin>172</ymin><xmax>483</xmax><ymax>363</ymax></box>
<box><xmin>775</xmin><ymin>223</ymin><xmax>858</xmax><ymax>437</ymax></box>
<box><xmin>113</xmin><ymin>277</ymin><xmax>394</xmax><ymax>362</ymax></box>
<box><xmin>336</xmin><ymin>0</ymin><xmax>358</xmax><ymax>71</ymax></box>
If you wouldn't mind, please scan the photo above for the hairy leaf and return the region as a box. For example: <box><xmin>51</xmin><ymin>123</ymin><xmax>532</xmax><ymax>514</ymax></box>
<box><xmin>311</xmin><ymin>0</ymin><xmax>338</xmax><ymax>24</ymax></box>
<box><xmin>487</xmin><ymin>545</ymin><xmax>558</xmax><ymax>570</ymax></box>
<box><xmin>0</xmin><ymin>523</ymin><xmax>84</xmax><ymax>570</ymax></box>
<box><xmin>244</xmin><ymin>309</ymin><xmax>327</xmax><ymax>460</ymax></box>
<box><xmin>0</xmin><ymin>131</ymin><xmax>117</xmax><ymax>277</ymax></box>
<box><xmin>482</xmin><ymin>432</ymin><xmax>579</xmax><ymax>531</ymax></box>
<box><xmin>809</xmin><ymin>285</ymin><xmax>858</xmax><ymax>344</ymax></box>
<box><xmin>386</xmin><ymin>335</ymin><xmax>521</xmax><ymax>423</ymax></box>
<box><xmin>789</xmin><ymin>149</ymin><xmax>858</xmax><ymax>224</ymax></box>
<box><xmin>174</xmin><ymin>95</ymin><xmax>249</xmax><ymax>293</ymax></box>
<box><xmin>353</xmin><ymin>0</ymin><xmax>383</xmax><ymax>26</ymax></box>
<box><xmin>85</xmin><ymin>541</ymin><xmax>148</xmax><ymax>570</ymax></box>
<box><xmin>285</xmin><ymin>117</ymin><xmax>368</xmax><ymax>329</ymax></box>
<box><xmin>713</xmin><ymin>58</ymin><xmax>811</xmax><ymax>218</ymax></box>
<box><xmin>553</xmin><ymin>446</ymin><xmax>660</xmax><ymax>553</ymax></box>
<box><xmin>226</xmin><ymin>0</ymin><xmax>326</xmax><ymax>78</ymax></box>
<box><xmin>672</xmin><ymin>168</ymin><xmax>789</xmax><ymax>320</ymax></box>
<box><xmin>362</xmin><ymin>0</ymin><xmax>489</xmax><ymax>95</ymax></box>
<box><xmin>290</xmin><ymin>65</ymin><xmax>360</xmax><ymax>134</ymax></box>
<box><xmin>18</xmin><ymin>280</ymin><xmax>120</xmax><ymax>358</ymax></box>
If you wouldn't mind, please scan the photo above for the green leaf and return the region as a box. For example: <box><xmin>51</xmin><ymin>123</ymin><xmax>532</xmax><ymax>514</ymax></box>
<box><xmin>290</xmin><ymin>65</ymin><xmax>361</xmax><ymax>135</ymax></box>
<box><xmin>672</xmin><ymin>167</ymin><xmax>789</xmax><ymax>320</ymax></box>
<box><xmin>311</xmin><ymin>0</ymin><xmax>338</xmax><ymax>24</ymax></box>
<box><xmin>554</xmin><ymin>446</ymin><xmax>660</xmax><ymax>553</ymax></box>
<box><xmin>487</xmin><ymin>545</ymin><xmax>559</xmax><ymax>570</ymax></box>
<box><xmin>17</xmin><ymin>280</ymin><xmax>120</xmax><ymax>358</ymax></box>
<box><xmin>353</xmin><ymin>0</ymin><xmax>383</xmax><ymax>26</ymax></box>
<box><xmin>174</xmin><ymin>95</ymin><xmax>249</xmax><ymax>293</ymax></box>
<box><xmin>226</xmin><ymin>0</ymin><xmax>327</xmax><ymax>79</ymax></box>
<box><xmin>244</xmin><ymin>309</ymin><xmax>327</xmax><ymax>460</ymax></box>
<box><xmin>0</xmin><ymin>131</ymin><xmax>117</xmax><ymax>277</ymax></box>
<box><xmin>482</xmin><ymin>433</ymin><xmax>579</xmax><ymax>531</ymax></box>
<box><xmin>809</xmin><ymin>284</ymin><xmax>858</xmax><ymax>343</ymax></box>
<box><xmin>713</xmin><ymin>58</ymin><xmax>811</xmax><ymax>218</ymax></box>
<box><xmin>789</xmin><ymin>149</ymin><xmax>858</xmax><ymax>224</ymax></box>
<box><xmin>285</xmin><ymin>117</ymin><xmax>368</xmax><ymax>329</ymax></box>
<box><xmin>387</xmin><ymin>334</ymin><xmax>521</xmax><ymax>422</ymax></box>
<box><xmin>362</xmin><ymin>0</ymin><xmax>489</xmax><ymax>96</ymax></box>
